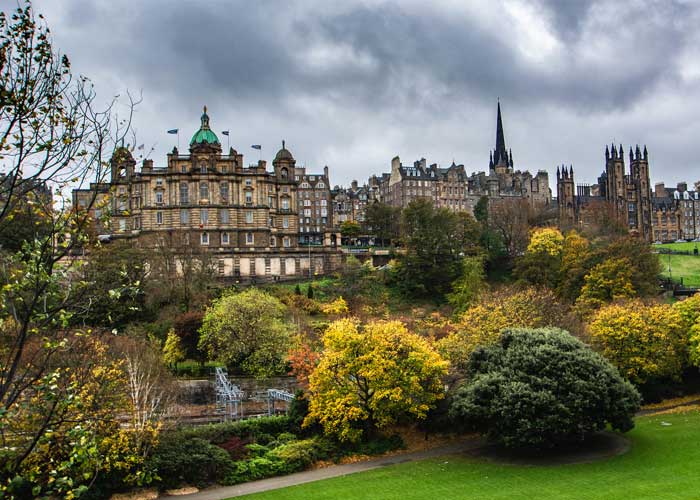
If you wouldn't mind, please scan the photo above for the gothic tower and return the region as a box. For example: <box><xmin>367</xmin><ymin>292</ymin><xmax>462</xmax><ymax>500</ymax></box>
<box><xmin>605</xmin><ymin>143</ymin><xmax>626</xmax><ymax>214</ymax></box>
<box><xmin>629</xmin><ymin>144</ymin><xmax>653</xmax><ymax>241</ymax></box>
<box><xmin>557</xmin><ymin>165</ymin><xmax>576</xmax><ymax>226</ymax></box>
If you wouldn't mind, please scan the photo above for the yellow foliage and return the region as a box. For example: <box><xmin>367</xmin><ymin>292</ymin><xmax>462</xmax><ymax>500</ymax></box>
<box><xmin>526</xmin><ymin>227</ymin><xmax>564</xmax><ymax>256</ymax></box>
<box><xmin>305</xmin><ymin>318</ymin><xmax>448</xmax><ymax>442</ymax></box>
<box><xmin>321</xmin><ymin>296</ymin><xmax>350</xmax><ymax>315</ymax></box>
<box><xmin>590</xmin><ymin>300</ymin><xmax>687</xmax><ymax>384</ymax></box>
<box><xmin>438</xmin><ymin>287</ymin><xmax>562</xmax><ymax>369</ymax></box>
<box><xmin>575</xmin><ymin>257</ymin><xmax>636</xmax><ymax>315</ymax></box>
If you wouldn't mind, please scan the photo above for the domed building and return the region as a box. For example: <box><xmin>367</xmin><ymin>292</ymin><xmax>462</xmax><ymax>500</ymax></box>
<box><xmin>73</xmin><ymin>106</ymin><xmax>342</xmax><ymax>281</ymax></box>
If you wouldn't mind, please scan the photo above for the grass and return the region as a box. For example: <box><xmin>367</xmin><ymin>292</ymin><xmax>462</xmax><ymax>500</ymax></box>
<box><xmin>238</xmin><ymin>410</ymin><xmax>700</xmax><ymax>500</ymax></box>
<box><xmin>654</xmin><ymin>242</ymin><xmax>700</xmax><ymax>287</ymax></box>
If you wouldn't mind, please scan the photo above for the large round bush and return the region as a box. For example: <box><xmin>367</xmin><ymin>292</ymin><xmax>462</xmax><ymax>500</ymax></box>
<box><xmin>450</xmin><ymin>328</ymin><xmax>641</xmax><ymax>449</ymax></box>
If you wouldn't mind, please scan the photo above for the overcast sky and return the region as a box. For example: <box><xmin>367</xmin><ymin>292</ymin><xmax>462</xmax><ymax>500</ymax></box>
<box><xmin>33</xmin><ymin>0</ymin><xmax>700</xmax><ymax>190</ymax></box>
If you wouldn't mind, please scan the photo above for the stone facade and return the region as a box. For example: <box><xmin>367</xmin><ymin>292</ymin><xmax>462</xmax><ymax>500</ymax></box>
<box><xmin>369</xmin><ymin>102</ymin><xmax>551</xmax><ymax>216</ymax></box>
<box><xmin>557</xmin><ymin>144</ymin><xmax>653</xmax><ymax>241</ymax></box>
<box><xmin>72</xmin><ymin>107</ymin><xmax>343</xmax><ymax>280</ymax></box>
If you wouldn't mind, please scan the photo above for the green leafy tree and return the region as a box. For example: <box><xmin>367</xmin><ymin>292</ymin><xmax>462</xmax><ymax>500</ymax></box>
<box><xmin>340</xmin><ymin>220</ymin><xmax>361</xmax><ymax>240</ymax></box>
<box><xmin>447</xmin><ymin>256</ymin><xmax>486</xmax><ymax>314</ymax></box>
<box><xmin>450</xmin><ymin>328</ymin><xmax>641</xmax><ymax>449</ymax></box>
<box><xmin>364</xmin><ymin>202</ymin><xmax>400</xmax><ymax>246</ymax></box>
<box><xmin>305</xmin><ymin>319</ymin><xmax>448</xmax><ymax>442</ymax></box>
<box><xmin>199</xmin><ymin>289</ymin><xmax>294</xmax><ymax>377</ymax></box>
<box><xmin>393</xmin><ymin>199</ymin><xmax>478</xmax><ymax>299</ymax></box>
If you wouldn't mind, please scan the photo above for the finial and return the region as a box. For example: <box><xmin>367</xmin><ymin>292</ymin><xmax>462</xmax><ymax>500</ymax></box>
<box><xmin>282</xmin><ymin>140</ymin><xmax>286</xmax><ymax>149</ymax></box>
<box><xmin>203</xmin><ymin>105</ymin><xmax>207</xmax><ymax>114</ymax></box>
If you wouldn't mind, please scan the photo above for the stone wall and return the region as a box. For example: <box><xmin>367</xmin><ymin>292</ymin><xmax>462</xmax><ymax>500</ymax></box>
<box><xmin>176</xmin><ymin>376</ymin><xmax>300</xmax><ymax>405</ymax></box>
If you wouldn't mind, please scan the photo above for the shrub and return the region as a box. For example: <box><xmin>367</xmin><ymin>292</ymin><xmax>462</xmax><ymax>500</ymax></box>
<box><xmin>149</xmin><ymin>437</ymin><xmax>234</xmax><ymax>489</ymax></box>
<box><xmin>590</xmin><ymin>301</ymin><xmax>687</xmax><ymax>385</ymax></box>
<box><xmin>450</xmin><ymin>328</ymin><xmax>641</xmax><ymax>449</ymax></box>
<box><xmin>218</xmin><ymin>436</ymin><xmax>250</xmax><ymax>460</ymax></box>
<box><xmin>307</xmin><ymin>283</ymin><xmax>314</xmax><ymax>299</ymax></box>
<box><xmin>172</xmin><ymin>416</ymin><xmax>292</xmax><ymax>446</ymax></box>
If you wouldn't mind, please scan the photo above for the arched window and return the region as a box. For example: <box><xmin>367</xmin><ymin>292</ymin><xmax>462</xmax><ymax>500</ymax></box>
<box><xmin>200</xmin><ymin>161</ymin><xmax>207</xmax><ymax>173</ymax></box>
<box><xmin>200</xmin><ymin>181</ymin><xmax>209</xmax><ymax>200</ymax></box>
<box><xmin>281</xmin><ymin>167</ymin><xmax>288</xmax><ymax>179</ymax></box>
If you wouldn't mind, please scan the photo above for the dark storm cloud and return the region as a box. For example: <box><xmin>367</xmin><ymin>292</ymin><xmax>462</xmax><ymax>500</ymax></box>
<box><xmin>30</xmin><ymin>0</ymin><xmax>700</xmax><ymax>186</ymax></box>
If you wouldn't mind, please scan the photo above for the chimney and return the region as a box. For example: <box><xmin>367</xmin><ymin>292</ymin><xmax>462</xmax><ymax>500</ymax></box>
<box><xmin>323</xmin><ymin>165</ymin><xmax>329</xmax><ymax>179</ymax></box>
<box><xmin>351</xmin><ymin>180</ymin><xmax>358</xmax><ymax>190</ymax></box>
<box><xmin>677</xmin><ymin>182</ymin><xmax>688</xmax><ymax>193</ymax></box>
<box><xmin>142</xmin><ymin>159</ymin><xmax>153</xmax><ymax>172</ymax></box>
<box><xmin>655</xmin><ymin>182</ymin><xmax>666</xmax><ymax>198</ymax></box>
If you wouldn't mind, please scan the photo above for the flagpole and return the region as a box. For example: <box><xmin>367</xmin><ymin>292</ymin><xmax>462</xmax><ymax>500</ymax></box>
<box><xmin>177</xmin><ymin>131</ymin><xmax>180</xmax><ymax>151</ymax></box>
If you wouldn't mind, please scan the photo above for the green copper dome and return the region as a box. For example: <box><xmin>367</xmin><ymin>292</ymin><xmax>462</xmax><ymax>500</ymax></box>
<box><xmin>190</xmin><ymin>106</ymin><xmax>220</xmax><ymax>145</ymax></box>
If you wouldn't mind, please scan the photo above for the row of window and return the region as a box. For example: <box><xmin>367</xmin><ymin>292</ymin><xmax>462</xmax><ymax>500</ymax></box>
<box><xmin>155</xmin><ymin>209</ymin><xmax>292</xmax><ymax>228</ymax></box>
<box><xmin>198</xmin><ymin>232</ymin><xmax>291</xmax><ymax>247</ymax></box>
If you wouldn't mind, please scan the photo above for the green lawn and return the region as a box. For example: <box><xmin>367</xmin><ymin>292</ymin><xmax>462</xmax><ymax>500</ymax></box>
<box><xmin>654</xmin><ymin>242</ymin><xmax>700</xmax><ymax>286</ymax></box>
<box><xmin>239</xmin><ymin>410</ymin><xmax>700</xmax><ymax>500</ymax></box>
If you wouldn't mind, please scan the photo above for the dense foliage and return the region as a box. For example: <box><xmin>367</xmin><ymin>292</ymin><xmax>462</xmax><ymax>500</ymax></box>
<box><xmin>305</xmin><ymin>318</ymin><xmax>448</xmax><ymax>442</ymax></box>
<box><xmin>450</xmin><ymin>328</ymin><xmax>641</xmax><ymax>449</ymax></box>
<box><xmin>199</xmin><ymin>289</ymin><xmax>293</xmax><ymax>377</ymax></box>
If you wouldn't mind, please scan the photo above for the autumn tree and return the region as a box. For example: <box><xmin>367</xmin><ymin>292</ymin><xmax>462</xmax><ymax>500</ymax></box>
<box><xmin>163</xmin><ymin>329</ymin><xmax>186</xmax><ymax>367</ymax></box>
<box><xmin>305</xmin><ymin>319</ymin><xmax>448</xmax><ymax>442</ymax></box>
<box><xmin>673</xmin><ymin>294</ymin><xmax>700</xmax><ymax>367</ymax></box>
<box><xmin>556</xmin><ymin>230</ymin><xmax>592</xmax><ymax>301</ymax></box>
<box><xmin>513</xmin><ymin>227</ymin><xmax>564</xmax><ymax>288</ymax></box>
<box><xmin>198</xmin><ymin>288</ymin><xmax>294</xmax><ymax>378</ymax></box>
<box><xmin>439</xmin><ymin>287</ymin><xmax>567</xmax><ymax>370</ymax></box>
<box><xmin>450</xmin><ymin>328</ymin><xmax>640</xmax><ymax>449</ymax></box>
<box><xmin>574</xmin><ymin>257</ymin><xmax>636</xmax><ymax>315</ymax></box>
<box><xmin>0</xmin><ymin>2</ymin><xmax>139</xmax><ymax>491</ymax></box>
<box><xmin>590</xmin><ymin>301</ymin><xmax>687</xmax><ymax>385</ymax></box>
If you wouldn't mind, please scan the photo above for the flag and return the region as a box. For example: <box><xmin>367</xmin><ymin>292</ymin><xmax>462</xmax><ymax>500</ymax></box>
<box><xmin>137</xmin><ymin>144</ymin><xmax>145</xmax><ymax>150</ymax></box>
<box><xmin>251</xmin><ymin>144</ymin><xmax>262</xmax><ymax>150</ymax></box>
<box><xmin>221</xmin><ymin>130</ymin><xmax>229</xmax><ymax>136</ymax></box>
<box><xmin>167</xmin><ymin>129</ymin><xmax>178</xmax><ymax>134</ymax></box>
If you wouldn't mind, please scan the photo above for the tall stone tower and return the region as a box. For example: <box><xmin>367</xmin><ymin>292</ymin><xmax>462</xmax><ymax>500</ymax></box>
<box><xmin>556</xmin><ymin>165</ymin><xmax>576</xmax><ymax>225</ymax></box>
<box><xmin>490</xmin><ymin>101</ymin><xmax>513</xmax><ymax>175</ymax></box>
<box><xmin>629</xmin><ymin>144</ymin><xmax>653</xmax><ymax>240</ymax></box>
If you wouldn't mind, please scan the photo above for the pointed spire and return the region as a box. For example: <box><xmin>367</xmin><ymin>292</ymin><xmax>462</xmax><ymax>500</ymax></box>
<box><xmin>611</xmin><ymin>143</ymin><xmax>617</xmax><ymax>158</ymax></box>
<box><xmin>605</xmin><ymin>145</ymin><xmax>610</xmax><ymax>159</ymax></box>
<box><xmin>619</xmin><ymin>144</ymin><xmax>624</xmax><ymax>162</ymax></box>
<box><xmin>557</xmin><ymin>165</ymin><xmax>561</xmax><ymax>178</ymax></box>
<box><xmin>495</xmin><ymin>100</ymin><xmax>506</xmax><ymax>163</ymax></box>
<box><xmin>570</xmin><ymin>164</ymin><xmax>574</xmax><ymax>176</ymax></box>
<box><xmin>629</xmin><ymin>147</ymin><xmax>634</xmax><ymax>164</ymax></box>
<box><xmin>643</xmin><ymin>145</ymin><xmax>648</xmax><ymax>160</ymax></box>
<box><xmin>636</xmin><ymin>144</ymin><xmax>641</xmax><ymax>159</ymax></box>
<box><xmin>509</xmin><ymin>148</ymin><xmax>513</xmax><ymax>167</ymax></box>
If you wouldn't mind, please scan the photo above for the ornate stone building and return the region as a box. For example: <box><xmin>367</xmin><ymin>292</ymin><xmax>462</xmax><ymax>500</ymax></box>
<box><xmin>556</xmin><ymin>144</ymin><xmax>653</xmax><ymax>241</ymax></box>
<box><xmin>370</xmin><ymin>102</ymin><xmax>551</xmax><ymax>215</ymax></box>
<box><xmin>73</xmin><ymin>107</ymin><xmax>342</xmax><ymax>280</ymax></box>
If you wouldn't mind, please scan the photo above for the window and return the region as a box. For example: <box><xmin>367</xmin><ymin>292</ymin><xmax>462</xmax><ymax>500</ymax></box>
<box><xmin>301</xmin><ymin>182</ymin><xmax>310</xmax><ymax>188</ymax></box>
<box><xmin>245</xmin><ymin>191</ymin><xmax>253</xmax><ymax>204</ymax></box>
<box><xmin>180</xmin><ymin>183</ymin><xmax>189</xmax><ymax>204</ymax></box>
<box><xmin>155</xmin><ymin>191</ymin><xmax>163</xmax><ymax>204</ymax></box>
<box><xmin>119</xmin><ymin>219</ymin><xmax>126</xmax><ymax>231</ymax></box>
<box><xmin>200</xmin><ymin>209</ymin><xmax>208</xmax><ymax>224</ymax></box>
<box><xmin>221</xmin><ymin>232</ymin><xmax>229</xmax><ymax>245</ymax></box>
<box><xmin>321</xmin><ymin>199</ymin><xmax>327</xmax><ymax>206</ymax></box>
<box><xmin>304</xmin><ymin>199</ymin><xmax>311</xmax><ymax>207</ymax></box>
<box><xmin>200</xmin><ymin>162</ymin><xmax>207</xmax><ymax>173</ymax></box>
<box><xmin>283</xmin><ymin>236</ymin><xmax>291</xmax><ymax>247</ymax></box>
<box><xmin>201</xmin><ymin>232</ymin><xmax>209</xmax><ymax>245</ymax></box>
<box><xmin>156</xmin><ymin>211</ymin><xmax>163</xmax><ymax>224</ymax></box>
<box><xmin>200</xmin><ymin>181</ymin><xmax>209</xmax><ymax>200</ymax></box>
<box><xmin>181</xmin><ymin>165</ymin><xmax>187</xmax><ymax>173</ymax></box>
<box><xmin>94</xmin><ymin>209</ymin><xmax>102</xmax><ymax>220</ymax></box>
<box><xmin>304</xmin><ymin>209</ymin><xmax>311</xmax><ymax>217</ymax></box>
<box><xmin>283</xmin><ymin>217</ymin><xmax>289</xmax><ymax>228</ymax></box>
<box><xmin>245</xmin><ymin>211</ymin><xmax>253</xmax><ymax>223</ymax></box>
<box><xmin>180</xmin><ymin>209</ymin><xmax>190</xmax><ymax>224</ymax></box>
<box><xmin>282</xmin><ymin>198</ymin><xmax>289</xmax><ymax>210</ymax></box>
<box><xmin>317</xmin><ymin>182</ymin><xmax>325</xmax><ymax>188</ymax></box>
<box><xmin>156</xmin><ymin>178</ymin><xmax>163</xmax><ymax>187</ymax></box>
<box><xmin>220</xmin><ymin>182</ymin><xmax>229</xmax><ymax>203</ymax></box>
<box><xmin>220</xmin><ymin>209</ymin><xmax>229</xmax><ymax>223</ymax></box>
<box><xmin>245</xmin><ymin>179</ymin><xmax>252</xmax><ymax>187</ymax></box>
<box><xmin>270</xmin><ymin>236</ymin><xmax>277</xmax><ymax>247</ymax></box>
<box><xmin>246</xmin><ymin>232</ymin><xmax>254</xmax><ymax>245</ymax></box>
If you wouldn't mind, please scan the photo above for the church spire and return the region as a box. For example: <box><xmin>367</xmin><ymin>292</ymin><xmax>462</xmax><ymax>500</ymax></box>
<box><xmin>495</xmin><ymin>100</ymin><xmax>506</xmax><ymax>164</ymax></box>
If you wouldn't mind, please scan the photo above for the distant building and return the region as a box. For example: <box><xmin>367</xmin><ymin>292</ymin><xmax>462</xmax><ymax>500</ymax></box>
<box><xmin>370</xmin><ymin>101</ymin><xmax>551</xmax><ymax>215</ymax></box>
<box><xmin>73</xmin><ymin>107</ymin><xmax>342</xmax><ymax>280</ymax></box>
<box><xmin>556</xmin><ymin>144</ymin><xmax>654</xmax><ymax>241</ymax></box>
